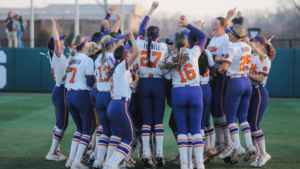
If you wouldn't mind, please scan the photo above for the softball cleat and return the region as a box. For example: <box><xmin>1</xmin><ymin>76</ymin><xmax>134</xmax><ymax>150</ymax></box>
<box><xmin>243</xmin><ymin>145</ymin><xmax>256</xmax><ymax>162</ymax></box>
<box><xmin>92</xmin><ymin>159</ymin><xmax>104</xmax><ymax>169</ymax></box>
<box><xmin>155</xmin><ymin>152</ymin><xmax>165</xmax><ymax>167</ymax></box>
<box><xmin>230</xmin><ymin>146</ymin><xmax>245</xmax><ymax>164</ymax></box>
<box><xmin>255</xmin><ymin>153</ymin><xmax>271</xmax><ymax>168</ymax></box>
<box><xmin>218</xmin><ymin>142</ymin><xmax>234</xmax><ymax>159</ymax></box>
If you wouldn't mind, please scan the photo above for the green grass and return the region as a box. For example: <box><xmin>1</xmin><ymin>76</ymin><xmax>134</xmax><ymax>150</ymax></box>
<box><xmin>0</xmin><ymin>93</ymin><xmax>299</xmax><ymax>169</ymax></box>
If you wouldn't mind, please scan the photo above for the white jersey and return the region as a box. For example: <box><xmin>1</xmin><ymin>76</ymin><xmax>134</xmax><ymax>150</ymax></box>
<box><xmin>165</xmin><ymin>46</ymin><xmax>201</xmax><ymax>86</ymax></box>
<box><xmin>110</xmin><ymin>59</ymin><xmax>133</xmax><ymax>99</ymax></box>
<box><xmin>250</xmin><ymin>54</ymin><xmax>271</xmax><ymax>86</ymax></box>
<box><xmin>49</xmin><ymin>52</ymin><xmax>67</xmax><ymax>86</ymax></box>
<box><xmin>206</xmin><ymin>34</ymin><xmax>231</xmax><ymax>68</ymax></box>
<box><xmin>129</xmin><ymin>65</ymin><xmax>139</xmax><ymax>93</ymax></box>
<box><xmin>65</xmin><ymin>53</ymin><xmax>94</xmax><ymax>91</ymax></box>
<box><xmin>200</xmin><ymin>49</ymin><xmax>215</xmax><ymax>84</ymax></box>
<box><xmin>95</xmin><ymin>52</ymin><xmax>115</xmax><ymax>92</ymax></box>
<box><xmin>136</xmin><ymin>36</ymin><xmax>168</xmax><ymax>76</ymax></box>
<box><xmin>223</xmin><ymin>42</ymin><xmax>252</xmax><ymax>76</ymax></box>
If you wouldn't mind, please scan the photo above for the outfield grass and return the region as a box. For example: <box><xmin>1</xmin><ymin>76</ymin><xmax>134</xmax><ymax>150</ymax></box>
<box><xmin>0</xmin><ymin>93</ymin><xmax>299</xmax><ymax>169</ymax></box>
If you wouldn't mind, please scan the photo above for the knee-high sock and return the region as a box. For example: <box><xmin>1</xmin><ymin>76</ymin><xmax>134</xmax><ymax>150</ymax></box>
<box><xmin>207</xmin><ymin>125</ymin><xmax>215</xmax><ymax>148</ymax></box>
<box><xmin>240</xmin><ymin>122</ymin><xmax>252</xmax><ymax>148</ymax></box>
<box><xmin>109</xmin><ymin>142</ymin><xmax>132</xmax><ymax>167</ymax></box>
<box><xmin>154</xmin><ymin>124</ymin><xmax>164</xmax><ymax>155</ymax></box>
<box><xmin>142</xmin><ymin>125</ymin><xmax>151</xmax><ymax>154</ymax></box>
<box><xmin>254</xmin><ymin>130</ymin><xmax>266</xmax><ymax>156</ymax></box>
<box><xmin>69</xmin><ymin>132</ymin><xmax>82</xmax><ymax>160</ymax></box>
<box><xmin>229</xmin><ymin>123</ymin><xmax>240</xmax><ymax>149</ymax></box>
<box><xmin>204</xmin><ymin>128</ymin><xmax>211</xmax><ymax>152</ymax></box>
<box><xmin>219</xmin><ymin>116</ymin><xmax>232</xmax><ymax>145</ymax></box>
<box><xmin>106</xmin><ymin>136</ymin><xmax>121</xmax><ymax>163</ymax></box>
<box><xmin>177</xmin><ymin>134</ymin><xmax>188</xmax><ymax>168</ymax></box>
<box><xmin>97</xmin><ymin>134</ymin><xmax>109</xmax><ymax>161</ymax></box>
<box><xmin>187</xmin><ymin>133</ymin><xmax>193</xmax><ymax>167</ymax></box>
<box><xmin>192</xmin><ymin>134</ymin><xmax>204</xmax><ymax>167</ymax></box>
<box><xmin>50</xmin><ymin>128</ymin><xmax>64</xmax><ymax>154</ymax></box>
<box><xmin>213</xmin><ymin>117</ymin><xmax>223</xmax><ymax>144</ymax></box>
<box><xmin>95</xmin><ymin>126</ymin><xmax>103</xmax><ymax>151</ymax></box>
<box><xmin>252</xmin><ymin>132</ymin><xmax>260</xmax><ymax>156</ymax></box>
<box><xmin>74</xmin><ymin>134</ymin><xmax>90</xmax><ymax>165</ymax></box>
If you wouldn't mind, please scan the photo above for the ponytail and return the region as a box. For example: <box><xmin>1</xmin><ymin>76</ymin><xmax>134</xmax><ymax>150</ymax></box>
<box><xmin>198</xmin><ymin>51</ymin><xmax>209</xmax><ymax>76</ymax></box>
<box><xmin>101</xmin><ymin>41</ymin><xmax>106</xmax><ymax>66</ymax></box>
<box><xmin>61</xmin><ymin>34</ymin><xmax>85</xmax><ymax>82</ymax></box>
<box><xmin>106</xmin><ymin>60</ymin><xmax>122</xmax><ymax>80</ymax></box>
<box><xmin>49</xmin><ymin>49</ymin><xmax>54</xmax><ymax>60</ymax></box>
<box><xmin>160</xmin><ymin>48</ymin><xmax>188</xmax><ymax>74</ymax></box>
<box><xmin>147</xmin><ymin>38</ymin><xmax>153</xmax><ymax>67</ymax></box>
<box><xmin>243</xmin><ymin>37</ymin><xmax>267</xmax><ymax>62</ymax></box>
<box><xmin>266</xmin><ymin>44</ymin><xmax>276</xmax><ymax>61</ymax></box>
<box><xmin>99</xmin><ymin>35</ymin><xmax>113</xmax><ymax>66</ymax></box>
<box><xmin>105</xmin><ymin>46</ymin><xmax>126</xmax><ymax>80</ymax></box>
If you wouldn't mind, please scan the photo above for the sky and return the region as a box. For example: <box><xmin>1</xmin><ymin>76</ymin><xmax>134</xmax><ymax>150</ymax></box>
<box><xmin>1</xmin><ymin>0</ymin><xmax>281</xmax><ymax>19</ymax></box>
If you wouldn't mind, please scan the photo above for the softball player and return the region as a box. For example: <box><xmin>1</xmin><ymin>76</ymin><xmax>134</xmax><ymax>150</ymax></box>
<box><xmin>104</xmin><ymin>30</ymin><xmax>141</xmax><ymax>168</ymax></box>
<box><xmin>216</xmin><ymin>25</ymin><xmax>265</xmax><ymax>164</ymax></box>
<box><xmin>136</xmin><ymin>2</ymin><xmax>168</xmax><ymax>167</ymax></box>
<box><xmin>45</xmin><ymin>16</ymin><xmax>69</xmax><ymax>161</ymax></box>
<box><xmin>62</xmin><ymin>34</ymin><xmax>95</xmax><ymax>169</ymax></box>
<box><xmin>247</xmin><ymin>35</ymin><xmax>275</xmax><ymax>167</ymax></box>
<box><xmin>92</xmin><ymin>35</ymin><xmax>118</xmax><ymax>169</ymax></box>
<box><xmin>206</xmin><ymin>9</ymin><xmax>236</xmax><ymax>157</ymax></box>
<box><xmin>162</xmin><ymin>17</ymin><xmax>207</xmax><ymax>169</ymax></box>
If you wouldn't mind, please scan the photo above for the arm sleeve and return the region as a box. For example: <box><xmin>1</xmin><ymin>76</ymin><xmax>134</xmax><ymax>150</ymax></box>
<box><xmin>138</xmin><ymin>16</ymin><xmax>150</xmax><ymax>37</ymax></box>
<box><xmin>165</xmin><ymin>79</ymin><xmax>172</xmax><ymax>100</ymax></box>
<box><xmin>258</xmin><ymin>59</ymin><xmax>271</xmax><ymax>76</ymax></box>
<box><xmin>100</xmin><ymin>13</ymin><xmax>111</xmax><ymax>33</ymax></box>
<box><xmin>86</xmin><ymin>77</ymin><xmax>95</xmax><ymax>87</ymax></box>
<box><xmin>187</xmin><ymin>24</ymin><xmax>207</xmax><ymax>52</ymax></box>
<box><xmin>223</xmin><ymin>46</ymin><xmax>236</xmax><ymax>64</ymax></box>
<box><xmin>104</xmin><ymin>29</ymin><xmax>110</xmax><ymax>35</ymax></box>
<box><xmin>207</xmin><ymin>51</ymin><xmax>215</xmax><ymax>68</ymax></box>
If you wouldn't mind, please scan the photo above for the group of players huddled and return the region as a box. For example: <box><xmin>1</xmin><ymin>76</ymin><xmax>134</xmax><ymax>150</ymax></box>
<box><xmin>44</xmin><ymin>2</ymin><xmax>276</xmax><ymax>169</ymax></box>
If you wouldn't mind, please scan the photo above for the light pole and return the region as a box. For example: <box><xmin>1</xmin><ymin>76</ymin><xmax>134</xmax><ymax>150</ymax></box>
<box><xmin>30</xmin><ymin>0</ymin><xmax>34</xmax><ymax>48</ymax></box>
<box><xmin>120</xmin><ymin>0</ymin><xmax>124</xmax><ymax>33</ymax></box>
<box><xmin>75</xmin><ymin>0</ymin><xmax>79</xmax><ymax>36</ymax></box>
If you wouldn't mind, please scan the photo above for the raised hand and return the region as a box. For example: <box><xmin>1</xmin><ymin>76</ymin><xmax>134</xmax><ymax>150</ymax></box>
<box><xmin>108</xmin><ymin>5</ymin><xmax>117</xmax><ymax>14</ymax></box>
<box><xmin>178</xmin><ymin>15</ymin><xmax>189</xmax><ymax>27</ymax></box>
<box><xmin>117</xmin><ymin>11</ymin><xmax>123</xmax><ymax>21</ymax></box>
<box><xmin>226</xmin><ymin>7</ymin><xmax>236</xmax><ymax>20</ymax></box>
<box><xmin>151</xmin><ymin>1</ymin><xmax>159</xmax><ymax>10</ymax></box>
<box><xmin>195</xmin><ymin>20</ymin><xmax>205</xmax><ymax>30</ymax></box>
<box><xmin>133</xmin><ymin>63</ymin><xmax>139</xmax><ymax>73</ymax></box>
<box><xmin>124</xmin><ymin>30</ymin><xmax>133</xmax><ymax>37</ymax></box>
<box><xmin>51</xmin><ymin>16</ymin><xmax>57</xmax><ymax>25</ymax></box>
<box><xmin>102</xmin><ymin>19</ymin><xmax>109</xmax><ymax>29</ymax></box>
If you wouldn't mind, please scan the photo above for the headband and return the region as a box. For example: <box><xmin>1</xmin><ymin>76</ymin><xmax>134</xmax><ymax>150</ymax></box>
<box><xmin>115</xmin><ymin>34</ymin><xmax>127</xmax><ymax>43</ymax></box>
<box><xmin>92</xmin><ymin>34</ymin><xmax>104</xmax><ymax>43</ymax></box>
<box><xmin>147</xmin><ymin>31</ymin><xmax>161</xmax><ymax>41</ymax></box>
<box><xmin>230</xmin><ymin>27</ymin><xmax>243</xmax><ymax>39</ymax></box>
<box><xmin>105</xmin><ymin>38</ymin><xmax>117</xmax><ymax>47</ymax></box>
<box><xmin>75</xmin><ymin>36</ymin><xmax>91</xmax><ymax>50</ymax></box>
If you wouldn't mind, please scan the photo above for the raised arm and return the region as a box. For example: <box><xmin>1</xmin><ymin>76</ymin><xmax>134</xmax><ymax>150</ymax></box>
<box><xmin>225</xmin><ymin>7</ymin><xmax>236</xmax><ymax>22</ymax></box>
<box><xmin>138</xmin><ymin>1</ymin><xmax>159</xmax><ymax>37</ymax></box>
<box><xmin>111</xmin><ymin>12</ymin><xmax>122</xmax><ymax>33</ymax></box>
<box><xmin>100</xmin><ymin>5</ymin><xmax>117</xmax><ymax>33</ymax></box>
<box><xmin>102</xmin><ymin>20</ymin><xmax>110</xmax><ymax>35</ymax></box>
<box><xmin>51</xmin><ymin>17</ymin><xmax>62</xmax><ymax>56</ymax></box>
<box><xmin>125</xmin><ymin>30</ymin><xmax>141</xmax><ymax>67</ymax></box>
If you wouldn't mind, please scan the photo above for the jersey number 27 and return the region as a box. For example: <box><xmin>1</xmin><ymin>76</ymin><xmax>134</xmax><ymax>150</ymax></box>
<box><xmin>140</xmin><ymin>51</ymin><xmax>161</xmax><ymax>68</ymax></box>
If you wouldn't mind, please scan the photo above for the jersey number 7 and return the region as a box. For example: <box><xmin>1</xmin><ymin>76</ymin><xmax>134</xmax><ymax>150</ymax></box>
<box><xmin>70</xmin><ymin>68</ymin><xmax>77</xmax><ymax>83</ymax></box>
<box><xmin>140</xmin><ymin>51</ymin><xmax>161</xmax><ymax>68</ymax></box>
<box><xmin>177</xmin><ymin>64</ymin><xmax>196</xmax><ymax>83</ymax></box>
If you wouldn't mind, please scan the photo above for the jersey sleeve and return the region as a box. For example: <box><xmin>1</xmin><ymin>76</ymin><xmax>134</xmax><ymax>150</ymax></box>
<box><xmin>136</xmin><ymin>36</ymin><xmax>145</xmax><ymax>47</ymax></box>
<box><xmin>258</xmin><ymin>59</ymin><xmax>271</xmax><ymax>76</ymax></box>
<box><xmin>221</xmin><ymin>40</ymin><xmax>231</xmax><ymax>57</ymax></box>
<box><xmin>206</xmin><ymin>51</ymin><xmax>215</xmax><ymax>68</ymax></box>
<box><xmin>85</xmin><ymin>58</ymin><xmax>94</xmax><ymax>77</ymax></box>
<box><xmin>223</xmin><ymin>45</ymin><xmax>237</xmax><ymax>64</ymax></box>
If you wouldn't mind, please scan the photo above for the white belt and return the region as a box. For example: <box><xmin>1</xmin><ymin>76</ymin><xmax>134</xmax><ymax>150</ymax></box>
<box><xmin>67</xmin><ymin>88</ymin><xmax>89</xmax><ymax>91</ymax></box>
<box><xmin>173</xmin><ymin>83</ymin><xmax>200</xmax><ymax>88</ymax></box>
<box><xmin>228</xmin><ymin>74</ymin><xmax>248</xmax><ymax>78</ymax></box>
<box><xmin>98</xmin><ymin>90</ymin><xmax>110</xmax><ymax>92</ymax></box>
<box><xmin>113</xmin><ymin>96</ymin><xmax>130</xmax><ymax>101</ymax></box>
<box><xmin>201</xmin><ymin>81</ymin><xmax>209</xmax><ymax>85</ymax></box>
<box><xmin>140</xmin><ymin>74</ymin><xmax>163</xmax><ymax>78</ymax></box>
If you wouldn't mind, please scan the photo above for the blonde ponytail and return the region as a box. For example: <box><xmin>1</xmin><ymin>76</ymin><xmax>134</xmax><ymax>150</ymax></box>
<box><xmin>61</xmin><ymin>35</ymin><xmax>85</xmax><ymax>82</ymax></box>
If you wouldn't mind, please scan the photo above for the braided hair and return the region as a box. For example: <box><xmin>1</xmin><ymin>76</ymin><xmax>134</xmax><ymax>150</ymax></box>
<box><xmin>100</xmin><ymin>35</ymin><xmax>113</xmax><ymax>66</ymax></box>
<box><xmin>146</xmin><ymin>26</ymin><xmax>160</xmax><ymax>67</ymax></box>
<box><xmin>160</xmin><ymin>32</ymin><xmax>188</xmax><ymax>74</ymax></box>
<box><xmin>61</xmin><ymin>34</ymin><xmax>85</xmax><ymax>82</ymax></box>
<box><xmin>47</xmin><ymin>37</ymin><xmax>54</xmax><ymax>60</ymax></box>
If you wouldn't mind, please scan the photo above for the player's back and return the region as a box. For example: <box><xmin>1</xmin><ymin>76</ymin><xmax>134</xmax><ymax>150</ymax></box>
<box><xmin>95</xmin><ymin>52</ymin><xmax>115</xmax><ymax>92</ymax></box>
<box><xmin>166</xmin><ymin>46</ymin><xmax>201</xmax><ymax>86</ymax></box>
<box><xmin>50</xmin><ymin>52</ymin><xmax>67</xmax><ymax>86</ymax></box>
<box><xmin>136</xmin><ymin>36</ymin><xmax>168</xmax><ymax>76</ymax></box>
<box><xmin>224</xmin><ymin>42</ymin><xmax>252</xmax><ymax>76</ymax></box>
<box><xmin>250</xmin><ymin>54</ymin><xmax>271</xmax><ymax>86</ymax></box>
<box><xmin>65</xmin><ymin>53</ymin><xmax>94</xmax><ymax>90</ymax></box>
